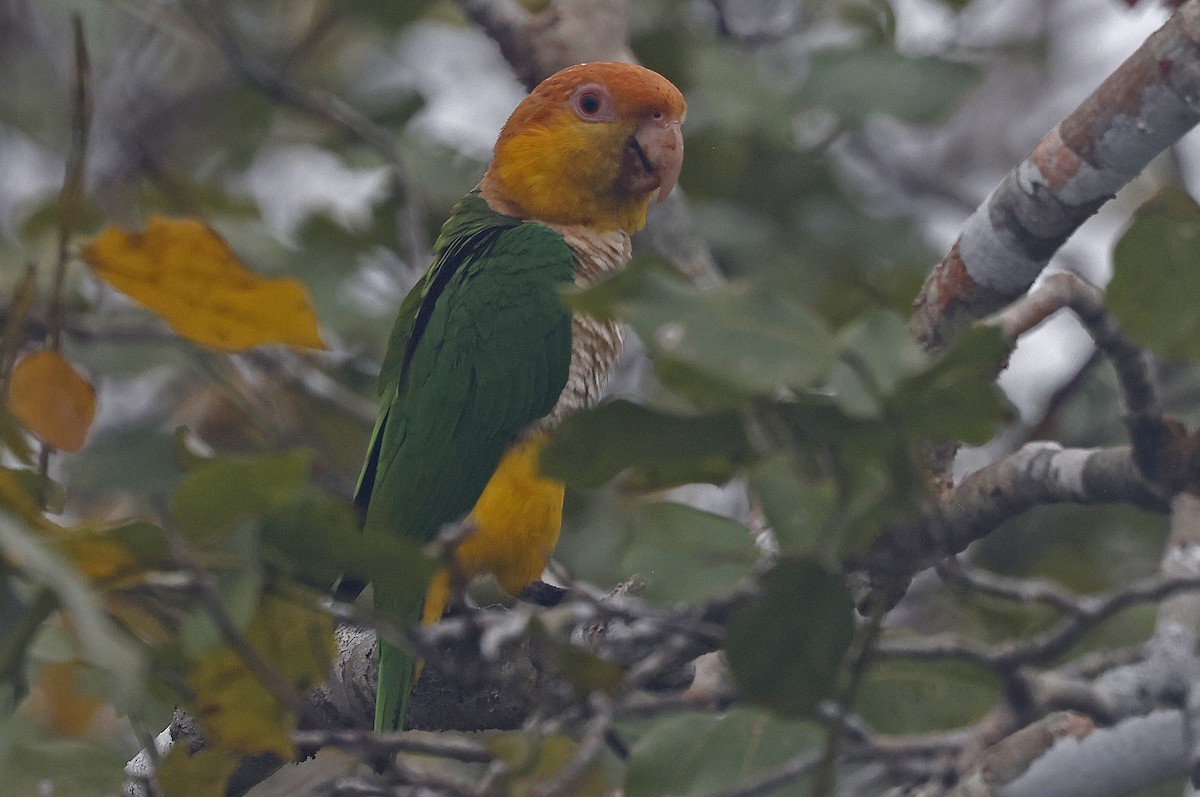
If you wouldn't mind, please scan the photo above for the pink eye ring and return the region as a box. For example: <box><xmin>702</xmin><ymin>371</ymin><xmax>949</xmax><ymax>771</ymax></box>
<box><xmin>570</xmin><ymin>83</ymin><xmax>614</xmax><ymax>121</ymax></box>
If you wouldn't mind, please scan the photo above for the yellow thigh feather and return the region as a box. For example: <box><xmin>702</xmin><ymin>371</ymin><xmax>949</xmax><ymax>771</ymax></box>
<box><xmin>422</xmin><ymin>433</ymin><xmax>564</xmax><ymax>624</ymax></box>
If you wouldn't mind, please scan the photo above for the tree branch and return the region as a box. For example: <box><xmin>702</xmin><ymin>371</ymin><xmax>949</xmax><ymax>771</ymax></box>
<box><xmin>853</xmin><ymin>442</ymin><xmax>1165</xmax><ymax>595</ymax></box>
<box><xmin>912</xmin><ymin>0</ymin><xmax>1200</xmax><ymax>351</ymax></box>
<box><xmin>878</xmin><ymin>570</ymin><xmax>1200</xmax><ymax>670</ymax></box>
<box><xmin>988</xmin><ymin>272</ymin><xmax>1160</xmax><ymax>417</ymax></box>
<box><xmin>180</xmin><ymin>0</ymin><xmax>428</xmax><ymax>268</ymax></box>
<box><xmin>947</xmin><ymin>712</ymin><xmax>1094</xmax><ymax>797</ymax></box>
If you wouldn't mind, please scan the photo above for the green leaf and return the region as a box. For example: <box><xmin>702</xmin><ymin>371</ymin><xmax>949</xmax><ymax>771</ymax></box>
<box><xmin>685</xmin><ymin>44</ymin><xmax>798</xmax><ymax>141</ymax></box>
<box><xmin>0</xmin><ymin>714</ymin><xmax>126</xmax><ymax>797</ymax></box>
<box><xmin>169</xmin><ymin>450</ymin><xmax>312</xmax><ymax>543</ymax></box>
<box><xmin>488</xmin><ymin>732</ymin><xmax>612</xmax><ymax>797</ymax></box>
<box><xmin>260</xmin><ymin>494</ymin><xmax>438</xmax><ymax>602</ymax></box>
<box><xmin>65</xmin><ymin>427</ymin><xmax>181</xmax><ymax>509</ymax></box>
<box><xmin>106</xmin><ymin>519</ymin><xmax>173</xmax><ymax>568</ymax></box>
<box><xmin>260</xmin><ymin>495</ymin><xmax>358</xmax><ymax>589</ymax></box>
<box><xmin>832</xmin><ymin>461</ymin><xmax>899</xmax><ymax>555</ymax></box>
<box><xmin>827</xmin><ymin>311</ymin><xmax>1008</xmax><ymax>443</ymax></box>
<box><xmin>891</xmin><ymin>324</ymin><xmax>1010</xmax><ymax>444</ymax></box>
<box><xmin>181</xmin><ymin>525</ymin><xmax>263</xmax><ymax>657</ymax></box>
<box><xmin>566</xmin><ymin>256</ymin><xmax>835</xmax><ymax>401</ymax></box>
<box><xmin>0</xmin><ymin>408</ymin><xmax>33</xmax><ymax>464</ymax></box>
<box><xmin>0</xmin><ymin>511</ymin><xmax>144</xmax><ymax>702</ymax></box>
<box><xmin>857</xmin><ymin>659</ymin><xmax>998</xmax><ymax>732</ymax></box>
<box><xmin>827</xmin><ymin>309</ymin><xmax>927</xmax><ymax>417</ymax></box>
<box><xmin>1109</xmin><ymin>188</ymin><xmax>1200</xmax><ymax>360</ymax></box>
<box><xmin>801</xmin><ymin>49</ymin><xmax>980</xmax><ymax>123</ymax></box>
<box><xmin>541</xmin><ymin>400</ymin><xmax>755</xmax><ymax>489</ymax></box>
<box><xmin>0</xmin><ymin>467</ymin><xmax>65</xmax><ymax>514</ymax></box>
<box><xmin>622</xmin><ymin>502</ymin><xmax>759</xmax><ymax>603</ymax></box>
<box><xmin>625</xmin><ymin>708</ymin><xmax>822</xmax><ymax>797</ymax></box>
<box><xmin>747</xmin><ymin>457</ymin><xmax>835</xmax><ymax>554</ymax></box>
<box><xmin>773</xmin><ymin>399</ymin><xmax>918</xmax><ymax>556</ymax></box>
<box><xmin>725</xmin><ymin>557</ymin><xmax>854</xmax><ymax>716</ymax></box>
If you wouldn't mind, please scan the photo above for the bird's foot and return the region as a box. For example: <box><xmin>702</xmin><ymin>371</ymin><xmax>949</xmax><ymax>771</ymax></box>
<box><xmin>519</xmin><ymin>579</ymin><xmax>567</xmax><ymax>607</ymax></box>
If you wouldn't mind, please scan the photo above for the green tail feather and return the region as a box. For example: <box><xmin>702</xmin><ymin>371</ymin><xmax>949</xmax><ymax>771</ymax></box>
<box><xmin>374</xmin><ymin>587</ymin><xmax>423</xmax><ymax>732</ymax></box>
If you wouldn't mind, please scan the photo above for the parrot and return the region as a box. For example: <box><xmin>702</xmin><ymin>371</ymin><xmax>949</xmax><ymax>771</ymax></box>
<box><xmin>354</xmin><ymin>61</ymin><xmax>685</xmax><ymax>732</ymax></box>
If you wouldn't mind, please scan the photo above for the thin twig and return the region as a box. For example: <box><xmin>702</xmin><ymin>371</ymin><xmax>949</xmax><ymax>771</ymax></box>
<box><xmin>989</xmin><ymin>272</ymin><xmax>1160</xmax><ymax>417</ymax></box>
<box><xmin>292</xmin><ymin>728</ymin><xmax>492</xmax><ymax>764</ymax></box>
<box><xmin>854</xmin><ymin>443</ymin><xmax>1166</xmax><ymax>594</ymax></box>
<box><xmin>810</xmin><ymin>593</ymin><xmax>890</xmax><ymax>797</ymax></box>
<box><xmin>38</xmin><ymin>14</ymin><xmax>92</xmax><ymax>506</ymax></box>
<box><xmin>241</xmin><ymin>349</ymin><xmax>377</xmax><ymax>425</ymax></box>
<box><xmin>0</xmin><ymin>265</ymin><xmax>38</xmax><ymax>394</ymax></box>
<box><xmin>48</xmin><ymin>14</ymin><xmax>91</xmax><ymax>353</ymax></box>
<box><xmin>936</xmin><ymin>559</ymin><xmax>1083</xmax><ymax>615</ymax></box>
<box><xmin>877</xmin><ymin>572</ymin><xmax>1200</xmax><ymax>669</ymax></box>
<box><xmin>181</xmin><ymin>0</ymin><xmax>427</xmax><ymax>268</ymax></box>
<box><xmin>614</xmin><ymin>690</ymin><xmax>729</xmax><ymax>719</ymax></box>
<box><xmin>165</xmin><ymin>524</ymin><xmax>319</xmax><ymax>727</ymax></box>
<box><xmin>701</xmin><ymin>750</ymin><xmax>824</xmax><ymax>797</ymax></box>
<box><xmin>531</xmin><ymin>697</ymin><xmax>614</xmax><ymax>797</ymax></box>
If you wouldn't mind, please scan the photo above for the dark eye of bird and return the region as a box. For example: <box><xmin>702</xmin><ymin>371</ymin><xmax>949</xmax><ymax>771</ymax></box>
<box><xmin>579</xmin><ymin>92</ymin><xmax>601</xmax><ymax>115</ymax></box>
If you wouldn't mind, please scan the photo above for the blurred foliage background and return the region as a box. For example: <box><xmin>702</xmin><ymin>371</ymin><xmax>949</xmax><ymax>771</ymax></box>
<box><xmin>1</xmin><ymin>0</ymin><xmax>1196</xmax><ymax>795</ymax></box>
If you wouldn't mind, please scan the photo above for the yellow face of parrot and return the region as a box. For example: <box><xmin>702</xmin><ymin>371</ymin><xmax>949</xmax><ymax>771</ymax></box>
<box><xmin>480</xmin><ymin>62</ymin><xmax>687</xmax><ymax>233</ymax></box>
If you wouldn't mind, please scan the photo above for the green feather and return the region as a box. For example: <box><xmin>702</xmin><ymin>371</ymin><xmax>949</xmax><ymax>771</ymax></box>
<box><xmin>356</xmin><ymin>190</ymin><xmax>575</xmax><ymax>730</ymax></box>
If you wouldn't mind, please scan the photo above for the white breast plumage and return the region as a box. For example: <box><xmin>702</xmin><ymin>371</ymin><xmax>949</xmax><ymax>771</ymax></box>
<box><xmin>540</xmin><ymin>224</ymin><xmax>631</xmax><ymax>427</ymax></box>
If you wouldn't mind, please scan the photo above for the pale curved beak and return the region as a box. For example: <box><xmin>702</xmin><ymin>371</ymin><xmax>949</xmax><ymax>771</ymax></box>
<box><xmin>634</xmin><ymin>118</ymin><xmax>684</xmax><ymax>202</ymax></box>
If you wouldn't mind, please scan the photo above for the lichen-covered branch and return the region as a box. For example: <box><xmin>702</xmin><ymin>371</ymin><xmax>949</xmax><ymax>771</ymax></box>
<box><xmin>988</xmin><ymin>272</ymin><xmax>1160</xmax><ymax>417</ymax></box>
<box><xmin>912</xmin><ymin>0</ymin><xmax>1200</xmax><ymax>351</ymax></box>
<box><xmin>853</xmin><ymin>442</ymin><xmax>1165</xmax><ymax>592</ymax></box>
<box><xmin>943</xmin><ymin>712</ymin><xmax>1094</xmax><ymax>797</ymax></box>
<box><xmin>455</xmin><ymin>0</ymin><xmax>633</xmax><ymax>91</ymax></box>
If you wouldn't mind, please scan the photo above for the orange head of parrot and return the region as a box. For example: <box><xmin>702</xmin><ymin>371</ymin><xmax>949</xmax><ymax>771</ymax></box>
<box><xmin>480</xmin><ymin>62</ymin><xmax>686</xmax><ymax>234</ymax></box>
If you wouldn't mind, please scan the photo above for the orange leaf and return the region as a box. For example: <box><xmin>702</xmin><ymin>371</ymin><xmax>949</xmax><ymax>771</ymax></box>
<box><xmin>20</xmin><ymin>661</ymin><xmax>107</xmax><ymax>738</ymax></box>
<box><xmin>57</xmin><ymin>532</ymin><xmax>140</xmax><ymax>582</ymax></box>
<box><xmin>8</xmin><ymin>350</ymin><xmax>96</xmax><ymax>452</ymax></box>
<box><xmin>80</xmin><ymin>216</ymin><xmax>326</xmax><ymax>352</ymax></box>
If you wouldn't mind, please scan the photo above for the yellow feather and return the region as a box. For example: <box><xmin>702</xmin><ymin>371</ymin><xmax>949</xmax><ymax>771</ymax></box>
<box><xmin>487</xmin><ymin>112</ymin><xmax>654</xmax><ymax>233</ymax></box>
<box><xmin>423</xmin><ymin>433</ymin><xmax>563</xmax><ymax>621</ymax></box>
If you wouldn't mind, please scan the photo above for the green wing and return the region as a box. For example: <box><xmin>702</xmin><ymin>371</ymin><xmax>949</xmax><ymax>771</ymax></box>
<box><xmin>356</xmin><ymin>192</ymin><xmax>575</xmax><ymax>538</ymax></box>
<box><xmin>355</xmin><ymin>192</ymin><xmax>575</xmax><ymax>731</ymax></box>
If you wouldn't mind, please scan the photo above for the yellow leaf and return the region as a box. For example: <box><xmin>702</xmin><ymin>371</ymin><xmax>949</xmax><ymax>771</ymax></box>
<box><xmin>249</xmin><ymin>595</ymin><xmax>337</xmax><ymax>687</ymax></box>
<box><xmin>488</xmin><ymin>732</ymin><xmax>612</xmax><ymax>797</ymax></box>
<box><xmin>54</xmin><ymin>520</ymin><xmax>171</xmax><ymax>584</ymax></box>
<box><xmin>80</xmin><ymin>216</ymin><xmax>325</xmax><ymax>352</ymax></box>
<box><xmin>187</xmin><ymin>644</ymin><xmax>295</xmax><ymax>759</ymax></box>
<box><xmin>8</xmin><ymin>349</ymin><xmax>95</xmax><ymax>452</ymax></box>
<box><xmin>20</xmin><ymin>661</ymin><xmax>107</xmax><ymax>738</ymax></box>
<box><xmin>158</xmin><ymin>745</ymin><xmax>238</xmax><ymax>797</ymax></box>
<box><xmin>57</xmin><ymin>532</ymin><xmax>140</xmax><ymax>582</ymax></box>
<box><xmin>185</xmin><ymin>596</ymin><xmax>334</xmax><ymax>759</ymax></box>
<box><xmin>104</xmin><ymin>593</ymin><xmax>178</xmax><ymax>647</ymax></box>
